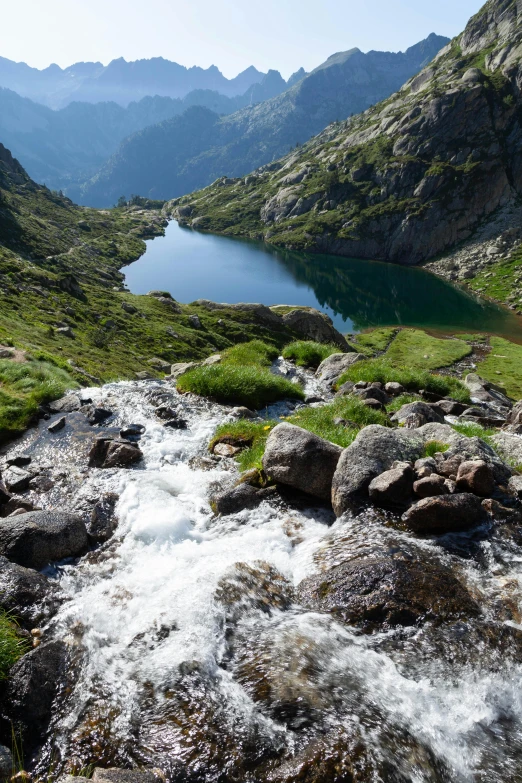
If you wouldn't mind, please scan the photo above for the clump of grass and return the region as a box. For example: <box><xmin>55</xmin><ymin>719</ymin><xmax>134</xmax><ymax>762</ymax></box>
<box><xmin>451</xmin><ymin>421</ymin><xmax>496</xmax><ymax>440</ymax></box>
<box><xmin>386</xmin><ymin>393</ymin><xmax>420</xmax><ymax>414</ymax></box>
<box><xmin>222</xmin><ymin>340</ymin><xmax>279</xmax><ymax>367</ymax></box>
<box><xmin>286</xmin><ymin>397</ymin><xmax>390</xmax><ymax>448</ymax></box>
<box><xmin>0</xmin><ymin>359</ymin><xmax>77</xmax><ymax>441</ymax></box>
<box><xmin>282</xmin><ymin>341</ymin><xmax>339</xmax><ymax>368</ymax></box>
<box><xmin>336</xmin><ymin>357</ymin><xmax>471</xmax><ymax>403</ymax></box>
<box><xmin>210</xmin><ymin>420</ymin><xmax>277</xmax><ymax>471</ymax></box>
<box><xmin>177</xmin><ymin>365</ymin><xmax>304</xmax><ymax>409</ymax></box>
<box><xmin>0</xmin><ymin>611</ymin><xmax>26</xmax><ymax>681</ymax></box>
<box><xmin>423</xmin><ymin>440</ymin><xmax>450</xmax><ymax>458</ymax></box>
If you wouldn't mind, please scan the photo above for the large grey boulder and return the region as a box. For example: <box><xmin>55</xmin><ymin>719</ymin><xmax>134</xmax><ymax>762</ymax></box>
<box><xmin>368</xmin><ymin>463</ymin><xmax>414</xmax><ymax>509</ymax></box>
<box><xmin>263</xmin><ymin>423</ymin><xmax>342</xmax><ymax>501</ymax></box>
<box><xmin>402</xmin><ymin>493</ymin><xmax>488</xmax><ymax>534</ymax></box>
<box><xmin>331</xmin><ymin>426</ymin><xmax>424</xmax><ymax>516</ymax></box>
<box><xmin>281</xmin><ymin>308</ymin><xmax>350</xmax><ymax>349</ymax></box>
<box><xmin>0</xmin><ymin>511</ymin><xmax>88</xmax><ymax>569</ymax></box>
<box><xmin>491</xmin><ymin>432</ymin><xmax>522</xmax><ymax>471</ymax></box>
<box><xmin>0</xmin><ymin>555</ymin><xmax>58</xmax><ymax>627</ymax></box>
<box><xmin>390</xmin><ymin>401</ymin><xmax>444</xmax><ymax>427</ymax></box>
<box><xmin>316</xmin><ymin>352</ymin><xmax>365</xmax><ymax>387</ymax></box>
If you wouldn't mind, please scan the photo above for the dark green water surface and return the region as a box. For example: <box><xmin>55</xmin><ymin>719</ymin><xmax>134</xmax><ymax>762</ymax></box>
<box><xmin>124</xmin><ymin>222</ymin><xmax>522</xmax><ymax>339</ymax></box>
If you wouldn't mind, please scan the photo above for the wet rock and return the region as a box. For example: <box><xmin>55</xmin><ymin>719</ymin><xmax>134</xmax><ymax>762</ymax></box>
<box><xmin>0</xmin><ymin>511</ymin><xmax>88</xmax><ymax>569</ymax></box>
<box><xmin>3</xmin><ymin>466</ymin><xmax>33</xmax><ymax>493</ymax></box>
<box><xmin>385</xmin><ymin>382</ymin><xmax>406</xmax><ymax>396</ymax></box>
<box><xmin>297</xmin><ymin>550</ymin><xmax>478</xmax><ymax>630</ymax></box>
<box><xmin>88</xmin><ymin>437</ymin><xmax>143</xmax><ymax>469</ymax></box>
<box><xmin>390</xmin><ymin>402</ymin><xmax>444</xmax><ymax>427</ymax></box>
<box><xmin>6</xmin><ymin>640</ymin><xmax>68</xmax><ymax>748</ymax></box>
<box><xmin>456</xmin><ymin>460</ymin><xmax>495</xmax><ymax>497</ymax></box>
<box><xmin>48</xmin><ymin>393</ymin><xmax>83</xmax><ymax>414</ymax></box>
<box><xmin>0</xmin><ymin>555</ymin><xmax>58</xmax><ymax>628</ymax></box>
<box><xmin>0</xmin><ymin>497</ymin><xmax>37</xmax><ymax>518</ymax></box>
<box><xmin>154</xmin><ymin>405</ymin><xmax>177</xmax><ymax>420</ymax></box>
<box><xmin>84</xmin><ymin>406</ymin><xmax>113</xmax><ymax>426</ymax></box>
<box><xmin>48</xmin><ymin>416</ymin><xmax>66</xmax><ymax>433</ymax></box>
<box><xmin>331</xmin><ymin>426</ymin><xmax>423</xmax><ymax>516</ymax></box>
<box><xmin>413</xmin><ymin>475</ymin><xmax>449</xmax><ymax>498</ymax></box>
<box><xmin>0</xmin><ymin>480</ymin><xmax>12</xmax><ymax>504</ymax></box>
<box><xmin>0</xmin><ymin>745</ymin><xmax>12</xmax><ymax>779</ymax></box>
<box><xmin>92</xmin><ymin>770</ymin><xmax>158</xmax><ymax>783</ymax></box>
<box><xmin>482</xmin><ymin>498</ymin><xmax>522</xmax><ymax>524</ymax></box>
<box><xmin>120</xmin><ymin>424</ymin><xmax>145</xmax><ymax>440</ymax></box>
<box><xmin>368</xmin><ymin>463</ymin><xmax>414</xmax><ymax>509</ymax></box>
<box><xmin>210</xmin><ymin>483</ymin><xmax>266</xmax><ymax>515</ymax></box>
<box><xmin>230</xmin><ymin>406</ymin><xmax>257</xmax><ymax>419</ymax></box>
<box><xmin>315</xmin><ymin>353</ymin><xmax>365</xmax><ymax>387</ymax></box>
<box><xmin>163</xmin><ymin>418</ymin><xmax>188</xmax><ymax>430</ymax></box>
<box><xmin>402</xmin><ymin>493</ymin><xmax>489</xmax><ymax>534</ymax></box>
<box><xmin>216</xmin><ymin>561</ymin><xmax>294</xmax><ymax>619</ymax></box>
<box><xmin>263</xmin><ymin>423</ymin><xmax>342</xmax><ymax>501</ymax></box>
<box><xmin>88</xmin><ymin>493</ymin><xmax>119</xmax><ymax>543</ymax></box>
<box><xmin>6</xmin><ymin>454</ymin><xmax>32</xmax><ymax>467</ymax></box>
<box><xmin>28</xmin><ymin>475</ymin><xmax>54</xmax><ymax>492</ymax></box>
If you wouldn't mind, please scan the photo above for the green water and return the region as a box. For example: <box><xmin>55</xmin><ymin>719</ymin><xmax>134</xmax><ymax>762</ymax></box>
<box><xmin>124</xmin><ymin>222</ymin><xmax>522</xmax><ymax>339</ymax></box>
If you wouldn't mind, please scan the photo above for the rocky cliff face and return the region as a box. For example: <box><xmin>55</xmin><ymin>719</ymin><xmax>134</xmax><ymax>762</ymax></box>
<box><xmin>177</xmin><ymin>0</ymin><xmax>522</xmax><ymax>266</ymax></box>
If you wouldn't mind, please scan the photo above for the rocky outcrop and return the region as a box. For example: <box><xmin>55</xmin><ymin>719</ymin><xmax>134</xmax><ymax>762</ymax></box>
<box><xmin>0</xmin><ymin>511</ymin><xmax>88</xmax><ymax>569</ymax></box>
<box><xmin>263</xmin><ymin>423</ymin><xmax>343</xmax><ymax>501</ymax></box>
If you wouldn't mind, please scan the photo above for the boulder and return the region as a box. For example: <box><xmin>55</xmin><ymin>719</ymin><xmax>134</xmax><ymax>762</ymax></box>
<box><xmin>230</xmin><ymin>406</ymin><xmax>256</xmax><ymax>420</ymax></box>
<box><xmin>331</xmin><ymin>426</ymin><xmax>423</xmax><ymax>516</ymax></box>
<box><xmin>88</xmin><ymin>437</ymin><xmax>143</xmax><ymax>469</ymax></box>
<box><xmin>402</xmin><ymin>493</ymin><xmax>489</xmax><ymax>534</ymax></box>
<box><xmin>210</xmin><ymin>484</ymin><xmax>267</xmax><ymax>516</ymax></box>
<box><xmin>507</xmin><ymin>400</ymin><xmax>522</xmax><ymax>427</ymax></box>
<box><xmin>48</xmin><ymin>393</ymin><xmax>83</xmax><ymax>414</ymax></box>
<box><xmin>456</xmin><ymin>460</ymin><xmax>495</xmax><ymax>497</ymax></box>
<box><xmin>262</xmin><ymin>423</ymin><xmax>342</xmax><ymax>501</ymax></box>
<box><xmin>171</xmin><ymin>361</ymin><xmax>200</xmax><ymax>378</ymax></box>
<box><xmin>0</xmin><ymin>511</ymin><xmax>88</xmax><ymax>569</ymax></box>
<box><xmin>465</xmin><ymin>374</ymin><xmax>512</xmax><ymax>408</ymax></box>
<box><xmin>189</xmin><ymin>314</ymin><xmax>202</xmax><ymax>329</ymax></box>
<box><xmin>297</xmin><ymin>550</ymin><xmax>478</xmax><ymax>630</ymax></box>
<box><xmin>437</xmin><ymin>399</ymin><xmax>468</xmax><ymax>416</ymax></box>
<box><xmin>88</xmin><ymin>493</ymin><xmax>119</xmax><ymax>543</ymax></box>
<box><xmin>316</xmin><ymin>353</ymin><xmax>365</xmax><ymax>387</ymax></box>
<box><xmin>83</xmin><ymin>405</ymin><xmax>113</xmax><ymax>426</ymax></box>
<box><xmin>6</xmin><ymin>640</ymin><xmax>68</xmax><ymax>744</ymax></box>
<box><xmin>368</xmin><ymin>463</ymin><xmax>414</xmax><ymax>509</ymax></box>
<box><xmin>385</xmin><ymin>382</ymin><xmax>406</xmax><ymax>396</ymax></box>
<box><xmin>121</xmin><ymin>302</ymin><xmax>137</xmax><ymax>314</ymax></box>
<box><xmin>3</xmin><ymin>466</ymin><xmax>33</xmax><ymax>493</ymax></box>
<box><xmin>491</xmin><ymin>432</ymin><xmax>522</xmax><ymax>471</ymax></box>
<box><xmin>92</xmin><ymin>769</ymin><xmax>158</xmax><ymax>783</ymax></box>
<box><xmin>48</xmin><ymin>416</ymin><xmax>66</xmax><ymax>433</ymax></box>
<box><xmin>0</xmin><ymin>555</ymin><xmax>58</xmax><ymax>627</ymax></box>
<box><xmin>281</xmin><ymin>308</ymin><xmax>349</xmax><ymax>349</ymax></box>
<box><xmin>354</xmin><ymin>386</ymin><xmax>389</xmax><ymax>405</ymax></box>
<box><xmin>413</xmin><ymin>475</ymin><xmax>449</xmax><ymax>498</ymax></box>
<box><xmin>390</xmin><ymin>402</ymin><xmax>444</xmax><ymax>427</ymax></box>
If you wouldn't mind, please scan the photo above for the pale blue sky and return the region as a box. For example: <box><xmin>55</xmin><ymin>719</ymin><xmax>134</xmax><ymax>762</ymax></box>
<box><xmin>2</xmin><ymin>0</ymin><xmax>483</xmax><ymax>78</ymax></box>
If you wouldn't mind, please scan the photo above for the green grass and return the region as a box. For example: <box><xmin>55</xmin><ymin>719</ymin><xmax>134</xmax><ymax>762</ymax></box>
<box><xmin>285</xmin><ymin>397</ymin><xmax>390</xmax><ymax>448</ymax></box>
<box><xmin>385</xmin><ymin>393</ymin><xmax>421</xmax><ymax>413</ymax></box>
<box><xmin>222</xmin><ymin>340</ymin><xmax>280</xmax><ymax>367</ymax></box>
<box><xmin>0</xmin><ymin>359</ymin><xmax>77</xmax><ymax>440</ymax></box>
<box><xmin>454</xmin><ymin>333</ymin><xmax>487</xmax><ymax>343</ymax></box>
<box><xmin>282</xmin><ymin>340</ymin><xmax>339</xmax><ymax>368</ymax></box>
<box><xmin>0</xmin><ymin>612</ymin><xmax>26</xmax><ymax>681</ymax></box>
<box><xmin>353</xmin><ymin>328</ymin><xmax>397</xmax><ymax>355</ymax></box>
<box><xmin>476</xmin><ymin>336</ymin><xmax>522</xmax><ymax>400</ymax></box>
<box><xmin>451</xmin><ymin>421</ymin><xmax>496</xmax><ymax>441</ymax></box>
<box><xmin>210</xmin><ymin>420</ymin><xmax>277</xmax><ymax>471</ymax></box>
<box><xmin>423</xmin><ymin>440</ymin><xmax>450</xmax><ymax>458</ymax></box>
<box><xmin>385</xmin><ymin>329</ymin><xmax>471</xmax><ymax>370</ymax></box>
<box><xmin>177</xmin><ymin>365</ymin><xmax>304</xmax><ymax>409</ymax></box>
<box><xmin>335</xmin><ymin>357</ymin><xmax>471</xmax><ymax>403</ymax></box>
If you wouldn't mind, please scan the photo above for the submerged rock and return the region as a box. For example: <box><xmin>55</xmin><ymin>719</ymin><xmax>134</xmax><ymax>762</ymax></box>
<box><xmin>0</xmin><ymin>555</ymin><xmax>59</xmax><ymax>628</ymax></box>
<box><xmin>88</xmin><ymin>493</ymin><xmax>119</xmax><ymax>543</ymax></box>
<box><xmin>0</xmin><ymin>511</ymin><xmax>88</xmax><ymax>569</ymax></box>
<box><xmin>88</xmin><ymin>437</ymin><xmax>143</xmax><ymax>469</ymax></box>
<box><xmin>263</xmin><ymin>423</ymin><xmax>342</xmax><ymax>501</ymax></box>
<box><xmin>92</xmin><ymin>770</ymin><xmax>158</xmax><ymax>783</ymax></box>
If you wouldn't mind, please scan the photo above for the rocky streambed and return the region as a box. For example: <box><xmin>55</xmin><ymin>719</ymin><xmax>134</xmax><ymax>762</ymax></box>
<box><xmin>1</xmin><ymin>362</ymin><xmax>522</xmax><ymax>782</ymax></box>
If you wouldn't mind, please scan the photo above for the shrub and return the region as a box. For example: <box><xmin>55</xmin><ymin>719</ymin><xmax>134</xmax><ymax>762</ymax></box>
<box><xmin>177</xmin><ymin>365</ymin><xmax>304</xmax><ymax>409</ymax></box>
<box><xmin>0</xmin><ymin>611</ymin><xmax>26</xmax><ymax>681</ymax></box>
<box><xmin>222</xmin><ymin>340</ymin><xmax>279</xmax><ymax>367</ymax></box>
<box><xmin>282</xmin><ymin>341</ymin><xmax>339</xmax><ymax>368</ymax></box>
<box><xmin>336</xmin><ymin>358</ymin><xmax>470</xmax><ymax>403</ymax></box>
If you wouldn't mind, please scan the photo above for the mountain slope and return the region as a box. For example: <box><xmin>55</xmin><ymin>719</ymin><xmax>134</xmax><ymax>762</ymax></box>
<box><xmin>174</xmin><ymin>0</ymin><xmax>522</xmax><ymax>266</ymax></box>
<box><xmin>0</xmin><ymin>57</ymin><xmax>266</xmax><ymax>108</ymax></box>
<box><xmin>79</xmin><ymin>34</ymin><xmax>449</xmax><ymax>207</ymax></box>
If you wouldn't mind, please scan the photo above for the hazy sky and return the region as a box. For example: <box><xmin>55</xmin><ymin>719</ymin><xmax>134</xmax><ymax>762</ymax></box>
<box><xmin>2</xmin><ymin>0</ymin><xmax>483</xmax><ymax>78</ymax></box>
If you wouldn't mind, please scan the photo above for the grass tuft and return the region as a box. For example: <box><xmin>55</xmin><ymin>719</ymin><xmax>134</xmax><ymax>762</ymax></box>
<box><xmin>285</xmin><ymin>397</ymin><xmax>390</xmax><ymax>448</ymax></box>
<box><xmin>222</xmin><ymin>340</ymin><xmax>280</xmax><ymax>367</ymax></box>
<box><xmin>177</xmin><ymin>365</ymin><xmax>304</xmax><ymax>409</ymax></box>
<box><xmin>423</xmin><ymin>440</ymin><xmax>450</xmax><ymax>458</ymax></box>
<box><xmin>210</xmin><ymin>420</ymin><xmax>277</xmax><ymax>471</ymax></box>
<box><xmin>282</xmin><ymin>341</ymin><xmax>339</xmax><ymax>368</ymax></box>
<box><xmin>0</xmin><ymin>611</ymin><xmax>26</xmax><ymax>681</ymax></box>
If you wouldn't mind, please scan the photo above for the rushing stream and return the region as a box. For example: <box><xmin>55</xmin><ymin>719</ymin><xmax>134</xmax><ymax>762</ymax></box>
<box><xmin>10</xmin><ymin>364</ymin><xmax>522</xmax><ymax>782</ymax></box>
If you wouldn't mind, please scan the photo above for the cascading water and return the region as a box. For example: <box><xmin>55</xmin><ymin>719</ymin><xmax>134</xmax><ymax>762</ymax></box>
<box><xmin>15</xmin><ymin>365</ymin><xmax>522</xmax><ymax>783</ymax></box>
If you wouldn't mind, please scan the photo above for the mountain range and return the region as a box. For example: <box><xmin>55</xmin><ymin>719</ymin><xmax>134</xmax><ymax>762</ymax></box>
<box><xmin>76</xmin><ymin>33</ymin><xmax>449</xmax><ymax>206</ymax></box>
<box><xmin>174</xmin><ymin>0</ymin><xmax>522</xmax><ymax>267</ymax></box>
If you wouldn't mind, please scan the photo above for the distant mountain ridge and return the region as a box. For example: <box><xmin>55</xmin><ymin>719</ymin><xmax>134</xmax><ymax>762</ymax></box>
<box><xmin>0</xmin><ymin>56</ymin><xmax>269</xmax><ymax>108</ymax></box>
<box><xmin>78</xmin><ymin>33</ymin><xmax>449</xmax><ymax>206</ymax></box>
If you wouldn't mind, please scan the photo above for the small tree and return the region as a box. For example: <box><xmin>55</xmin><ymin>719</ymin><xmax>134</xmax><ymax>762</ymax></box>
<box><xmin>116</xmin><ymin>196</ymin><xmax>127</xmax><ymax>208</ymax></box>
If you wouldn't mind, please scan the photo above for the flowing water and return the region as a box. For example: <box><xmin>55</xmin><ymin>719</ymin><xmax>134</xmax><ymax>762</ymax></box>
<box><xmin>13</xmin><ymin>365</ymin><xmax>522</xmax><ymax>782</ymax></box>
<box><xmin>123</xmin><ymin>222</ymin><xmax>522</xmax><ymax>339</ymax></box>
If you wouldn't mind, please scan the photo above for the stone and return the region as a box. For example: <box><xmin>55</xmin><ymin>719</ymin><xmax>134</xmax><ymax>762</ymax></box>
<box><xmin>88</xmin><ymin>437</ymin><xmax>143</xmax><ymax>469</ymax></box>
<box><xmin>88</xmin><ymin>493</ymin><xmax>119</xmax><ymax>543</ymax></box>
<box><xmin>402</xmin><ymin>493</ymin><xmax>489</xmax><ymax>534</ymax></box>
<box><xmin>84</xmin><ymin>406</ymin><xmax>113</xmax><ymax>425</ymax></box>
<box><xmin>263</xmin><ymin>423</ymin><xmax>343</xmax><ymax>501</ymax></box>
<box><xmin>155</xmin><ymin>405</ymin><xmax>177</xmax><ymax>420</ymax></box>
<box><xmin>335</xmin><ymin>381</ymin><xmax>355</xmax><ymax>397</ymax></box>
<box><xmin>507</xmin><ymin>400</ymin><xmax>522</xmax><ymax>427</ymax></box>
<box><xmin>135</xmin><ymin>371</ymin><xmax>154</xmax><ymax>380</ymax></box>
<box><xmin>170</xmin><ymin>361</ymin><xmax>199</xmax><ymax>377</ymax></box>
<box><xmin>316</xmin><ymin>353</ymin><xmax>365</xmax><ymax>387</ymax></box>
<box><xmin>92</xmin><ymin>769</ymin><xmax>158</xmax><ymax>783</ymax></box>
<box><xmin>48</xmin><ymin>416</ymin><xmax>66</xmax><ymax>433</ymax></box>
<box><xmin>297</xmin><ymin>550</ymin><xmax>478</xmax><ymax>630</ymax></box>
<box><xmin>0</xmin><ymin>480</ymin><xmax>12</xmax><ymax>504</ymax></box>
<box><xmin>0</xmin><ymin>497</ymin><xmax>36</xmax><ymax>518</ymax></box>
<box><xmin>368</xmin><ymin>463</ymin><xmax>414</xmax><ymax>508</ymax></box>
<box><xmin>362</xmin><ymin>398</ymin><xmax>386</xmax><ymax>411</ymax></box>
<box><xmin>414</xmin><ymin>457</ymin><xmax>437</xmax><ymax>477</ymax></box>
<box><xmin>491</xmin><ymin>432</ymin><xmax>522</xmax><ymax>469</ymax></box>
<box><xmin>508</xmin><ymin>475</ymin><xmax>522</xmax><ymax>499</ymax></box>
<box><xmin>213</xmin><ymin>443</ymin><xmax>241</xmax><ymax>458</ymax></box>
<box><xmin>189</xmin><ymin>314</ymin><xmax>203</xmax><ymax>329</ymax></box>
<box><xmin>437</xmin><ymin>399</ymin><xmax>468</xmax><ymax>416</ymax></box>
<box><xmin>5</xmin><ymin>640</ymin><xmax>67</xmax><ymax>745</ymax></box>
<box><xmin>0</xmin><ymin>511</ymin><xmax>88</xmax><ymax>569</ymax></box>
<box><xmin>3</xmin><ymin>466</ymin><xmax>33</xmax><ymax>493</ymax></box>
<box><xmin>120</xmin><ymin>424</ymin><xmax>146</xmax><ymax>439</ymax></box>
<box><xmin>413</xmin><ymin>474</ymin><xmax>449</xmax><ymax>498</ymax></box>
<box><xmin>148</xmin><ymin>357</ymin><xmax>171</xmax><ymax>372</ymax></box>
<box><xmin>385</xmin><ymin>382</ymin><xmax>406</xmax><ymax>396</ymax></box>
<box><xmin>0</xmin><ymin>745</ymin><xmax>12</xmax><ymax>779</ymax></box>
<box><xmin>28</xmin><ymin>476</ymin><xmax>54</xmax><ymax>493</ymax></box>
<box><xmin>203</xmin><ymin>354</ymin><xmax>222</xmax><ymax>366</ymax></box>
<box><xmin>121</xmin><ymin>302</ymin><xmax>137</xmax><ymax>314</ymax></box>
<box><xmin>331</xmin><ymin>426</ymin><xmax>424</xmax><ymax>516</ymax></box>
<box><xmin>230</xmin><ymin>406</ymin><xmax>256</xmax><ymax>419</ymax></box>
<box><xmin>6</xmin><ymin>454</ymin><xmax>32</xmax><ymax>467</ymax></box>
<box><xmin>456</xmin><ymin>460</ymin><xmax>495</xmax><ymax>497</ymax></box>
<box><xmin>211</xmin><ymin>484</ymin><xmax>265</xmax><ymax>516</ymax></box>
<box><xmin>354</xmin><ymin>386</ymin><xmax>389</xmax><ymax>405</ymax></box>
<box><xmin>56</xmin><ymin>326</ymin><xmax>74</xmax><ymax>338</ymax></box>
<box><xmin>390</xmin><ymin>402</ymin><xmax>444</xmax><ymax>427</ymax></box>
<box><xmin>0</xmin><ymin>555</ymin><xmax>57</xmax><ymax>628</ymax></box>
<box><xmin>281</xmin><ymin>308</ymin><xmax>349</xmax><ymax>349</ymax></box>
